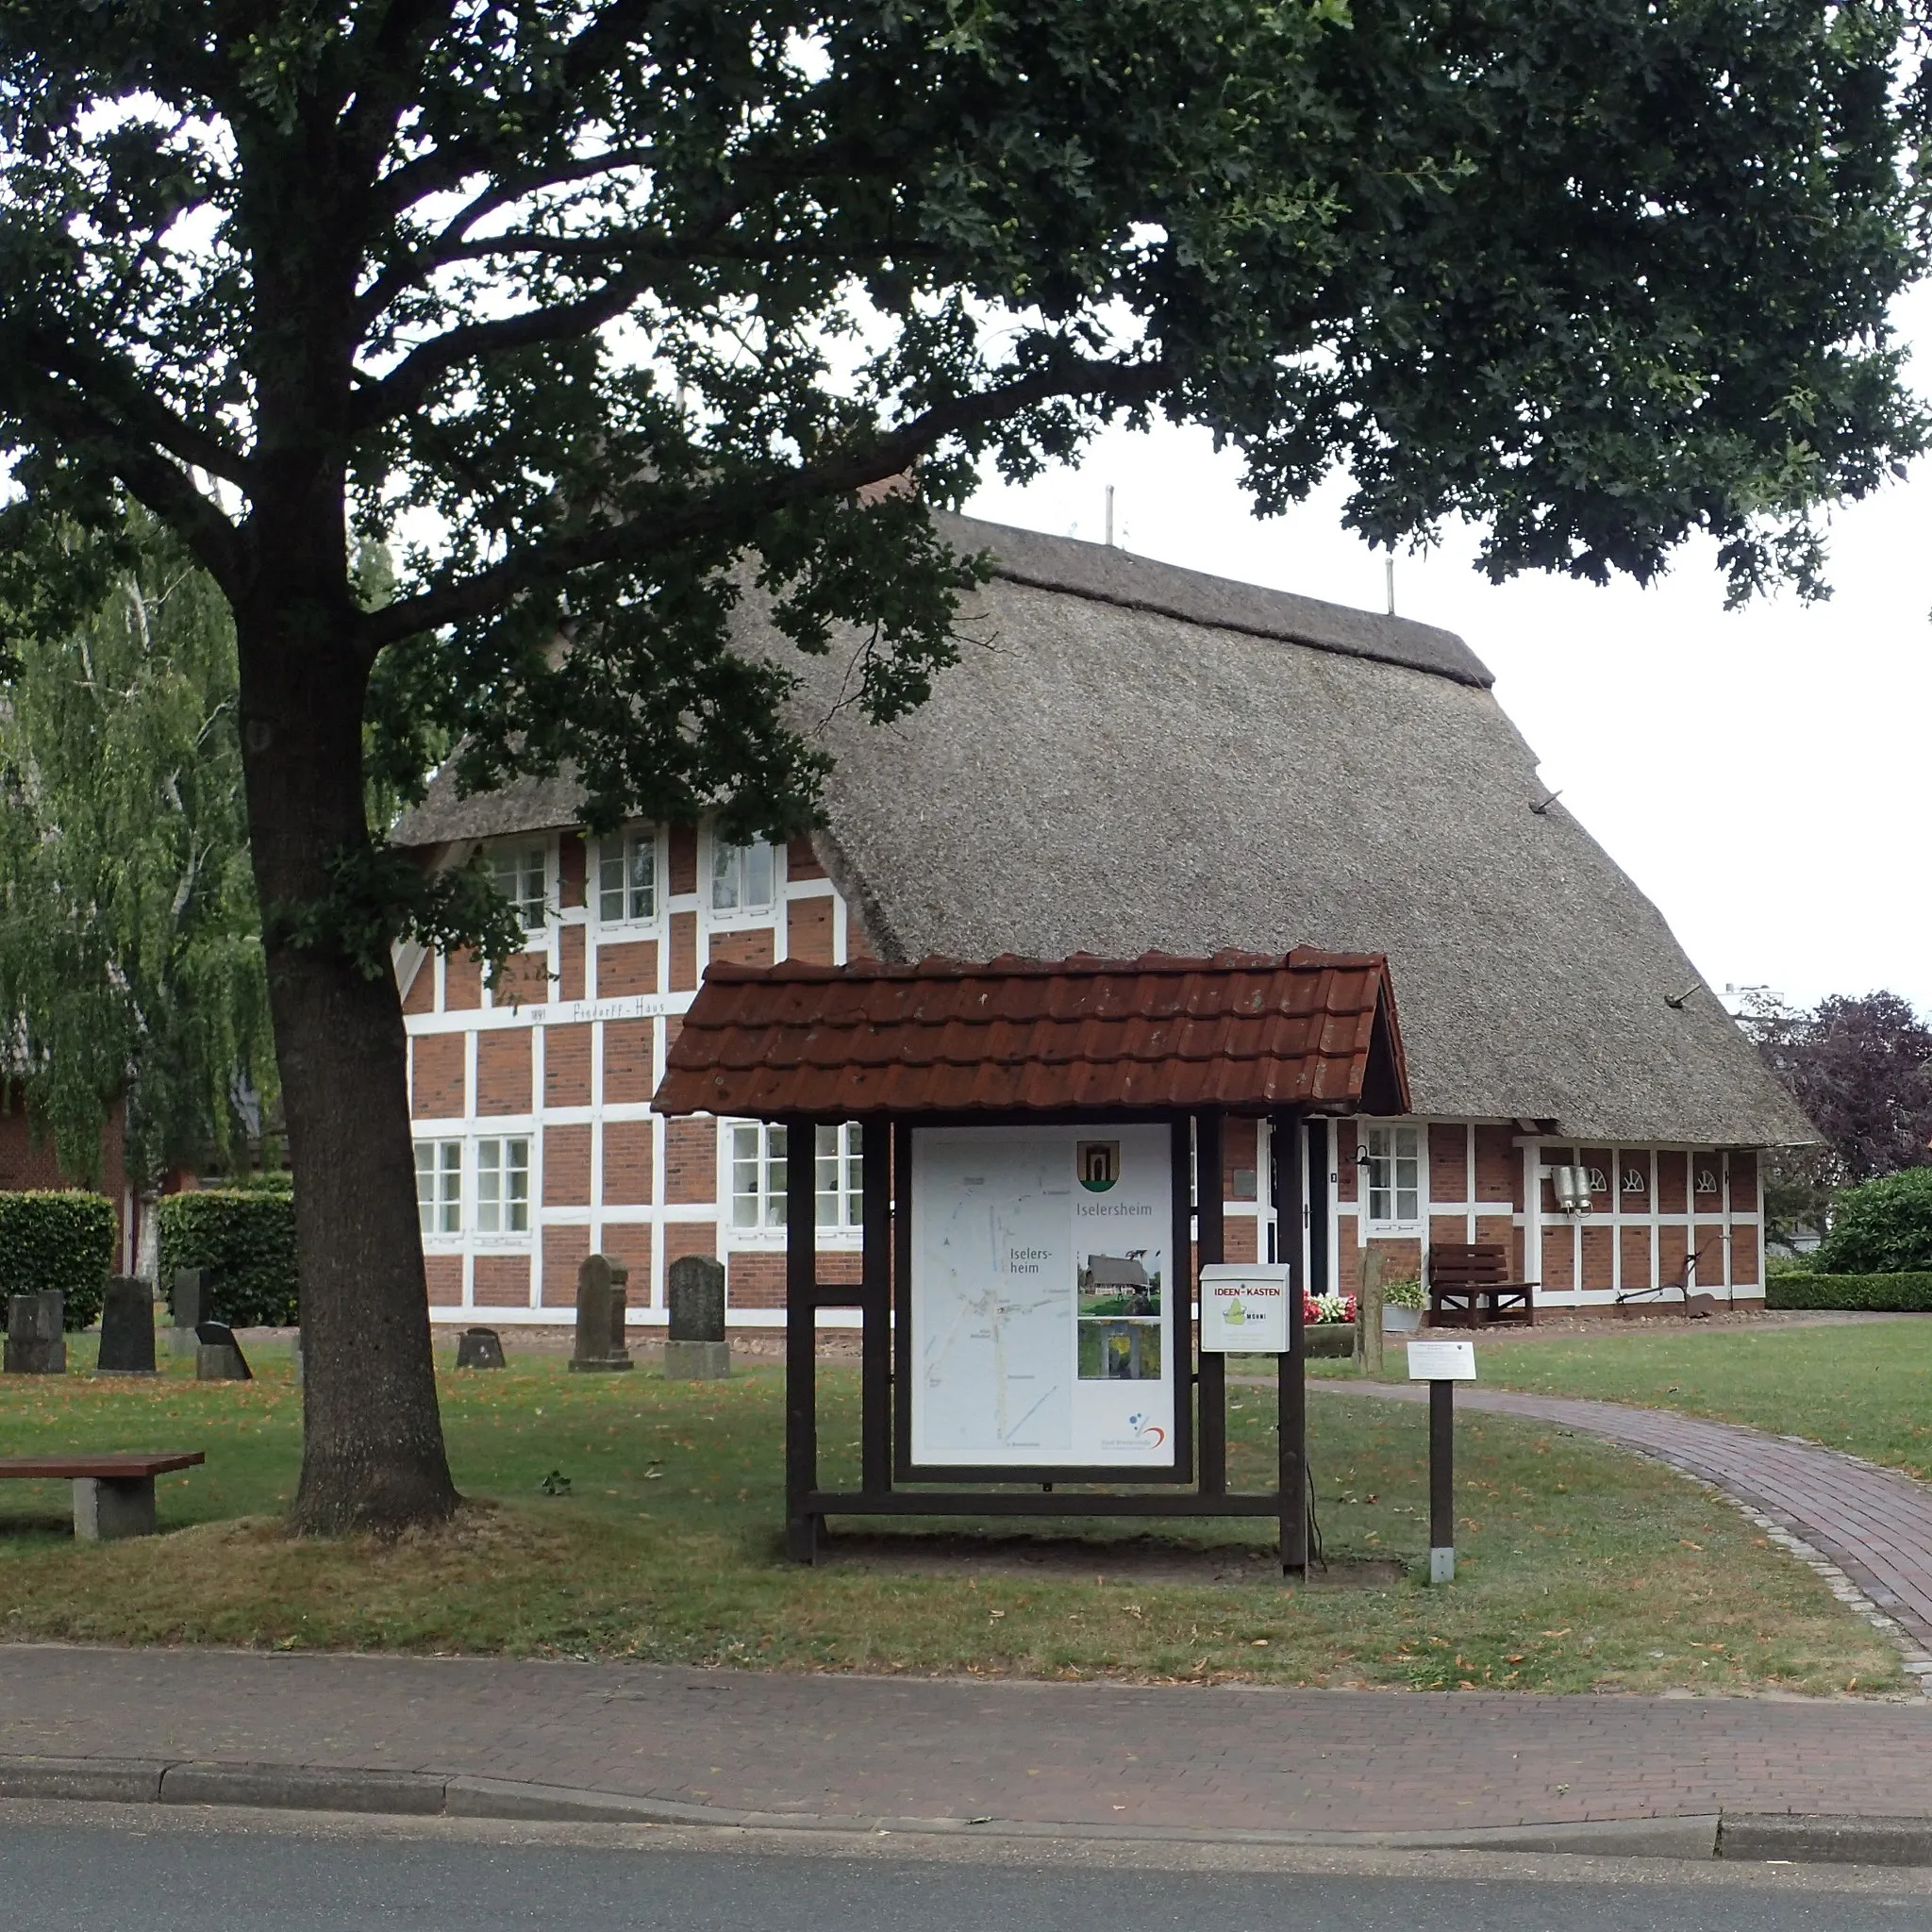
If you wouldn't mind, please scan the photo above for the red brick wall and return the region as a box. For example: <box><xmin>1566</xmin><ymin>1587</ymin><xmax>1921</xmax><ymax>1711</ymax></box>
<box><xmin>544</xmin><ymin>1024</ymin><xmax>592</xmax><ymax>1108</ymax></box>
<box><xmin>786</xmin><ymin>835</ymin><xmax>824</xmax><ymax>879</ymax></box>
<box><xmin>401</xmin><ymin>957</ymin><xmax>435</xmax><ymax>1015</ymax></box>
<box><xmin>1729</xmin><ymin>1149</ymin><xmax>1758</xmax><ymax>1208</ymax></box>
<box><xmin>494</xmin><ymin>952</ymin><xmax>550</xmax><ymax>1006</ymax></box>
<box><xmin>1694</xmin><ymin>1224</ymin><xmax>1726</xmax><ymax>1284</ymax></box>
<box><xmin>669</xmin><ymin>912</ymin><xmax>697</xmax><ymax>990</ymax></box>
<box><xmin>1581</xmin><ymin>1148</ymin><xmax>1614</xmax><ymax>1202</ymax></box>
<box><xmin>557</xmin><ymin>924</ymin><xmax>584</xmax><ymax>1000</ymax></box>
<box><xmin>1617</xmin><ymin>1151</ymin><xmax>1651</xmax><ymax>1212</ymax></box>
<box><xmin>595</xmin><ymin>941</ymin><xmax>658</xmax><ymax>994</ymax></box>
<box><xmin>558</xmin><ymin>833</ymin><xmax>586</xmax><ymax>908</ymax></box>
<box><xmin>846</xmin><ymin>916</ymin><xmax>877</xmax><ymax>962</ymax></box>
<box><xmin>708</xmin><ymin>926</ymin><xmax>774</xmax><ymax>969</ymax></box>
<box><xmin>541</xmin><ymin>1224</ymin><xmax>588</xmax><ymax>1308</ymax></box>
<box><xmin>1692</xmin><ymin>1157</ymin><xmax>1724</xmax><ymax>1215</ymax></box>
<box><xmin>727</xmin><ymin>1250</ymin><xmax>786</xmax><ymax>1308</ymax></box>
<box><xmin>1224</xmin><ymin>1216</ymin><xmax>1258</xmax><ymax>1264</ymax></box>
<box><xmin>1474</xmin><ymin>1124</ymin><xmax>1516</xmax><ymax>1205</ymax></box>
<box><xmin>1428</xmin><ymin>1124</ymin><xmax>1465</xmax><ymax>1204</ymax></box>
<box><xmin>1658</xmin><ymin>1223</ymin><xmax>1688</xmax><ymax>1290</ymax></box>
<box><xmin>1474</xmin><ymin>1213</ymin><xmax>1512</xmax><ymax>1255</ymax></box>
<box><xmin>474</xmin><ymin>1255</ymin><xmax>531</xmax><ymax>1307</ymax></box>
<box><xmin>1732</xmin><ymin>1222</ymin><xmax>1760</xmax><ymax>1286</ymax></box>
<box><xmin>1428</xmin><ymin>1214</ymin><xmax>1465</xmax><ymax>1254</ymax></box>
<box><xmin>411</xmin><ymin>1034</ymin><xmax>464</xmax><ymax>1117</ymax></box>
<box><xmin>1620</xmin><ymin>1225</ymin><xmax>1652</xmax><ymax>1291</ymax></box>
<box><xmin>445</xmin><ymin>950</ymin><xmax>482</xmax><ymax>1009</ymax></box>
<box><xmin>1223</xmin><ymin>1119</ymin><xmax>1257</xmax><ymax>1198</ymax></box>
<box><xmin>602</xmin><ymin>1118</ymin><xmax>654</xmax><ymax>1204</ymax></box>
<box><xmin>1334</xmin><ymin>1121</ymin><xmax>1357</xmax><ymax>1202</ymax></box>
<box><xmin>425</xmin><ymin>1255</ymin><xmax>463</xmax><ymax>1306</ymax></box>
<box><xmin>475</xmin><ymin>1030</ymin><xmax>531</xmax><ymax>1115</ymax></box>
<box><xmin>787</xmin><ymin>896</ymin><xmax>835</xmax><ymax>965</ymax></box>
<box><xmin>665</xmin><ymin>1117</ymin><xmax>715</xmax><ymax>1204</ymax></box>
<box><xmin>1367</xmin><ymin>1236</ymin><xmax>1420</xmax><ymax>1283</ymax></box>
<box><xmin>1541</xmin><ymin>1225</ymin><xmax>1574</xmax><ymax>1292</ymax></box>
<box><xmin>603</xmin><ymin>1021</ymin><xmax>654</xmax><ymax>1103</ymax></box>
<box><xmin>1581</xmin><ymin>1224</ymin><xmax>1613</xmax><ymax>1292</ymax></box>
<box><xmin>599</xmin><ymin>1224</ymin><xmax>653</xmax><ymax>1302</ymax></box>
<box><xmin>1657</xmin><ymin>1152</ymin><xmax>1688</xmax><ymax>1215</ymax></box>
<box><xmin>543</xmin><ymin>1124</ymin><xmax>591</xmax><ymax>1206</ymax></box>
<box><xmin>668</xmin><ymin>824</ymin><xmax>698</xmax><ymax>896</ymax></box>
<box><xmin>663</xmin><ymin>1221</ymin><xmax>716</xmax><ymax>1274</ymax></box>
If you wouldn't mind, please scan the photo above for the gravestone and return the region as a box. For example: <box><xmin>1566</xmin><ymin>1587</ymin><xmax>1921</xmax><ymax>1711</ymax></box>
<box><xmin>664</xmin><ymin>1255</ymin><xmax>728</xmax><ymax>1380</ymax></box>
<box><xmin>96</xmin><ymin>1277</ymin><xmax>158</xmax><ymax>1375</ymax></box>
<box><xmin>194</xmin><ymin>1320</ymin><xmax>252</xmax><ymax>1382</ymax></box>
<box><xmin>4</xmin><ymin>1291</ymin><xmax>65</xmax><ymax>1374</ymax></box>
<box><xmin>456</xmin><ymin>1326</ymin><xmax>508</xmax><ymax>1370</ymax></box>
<box><xmin>169</xmin><ymin>1267</ymin><xmax>210</xmax><ymax>1358</ymax></box>
<box><xmin>569</xmin><ymin>1255</ymin><xmax>633</xmax><ymax>1373</ymax></box>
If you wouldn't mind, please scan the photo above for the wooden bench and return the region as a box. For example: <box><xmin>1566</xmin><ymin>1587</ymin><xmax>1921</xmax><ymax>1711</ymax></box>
<box><xmin>1427</xmin><ymin>1243</ymin><xmax>1537</xmax><ymax>1328</ymax></box>
<box><xmin>0</xmin><ymin>1452</ymin><xmax>205</xmax><ymax>1540</ymax></box>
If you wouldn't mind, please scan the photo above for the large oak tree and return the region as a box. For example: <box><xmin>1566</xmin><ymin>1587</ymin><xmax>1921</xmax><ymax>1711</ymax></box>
<box><xmin>0</xmin><ymin>1</ymin><xmax>1924</xmax><ymax>1531</ymax></box>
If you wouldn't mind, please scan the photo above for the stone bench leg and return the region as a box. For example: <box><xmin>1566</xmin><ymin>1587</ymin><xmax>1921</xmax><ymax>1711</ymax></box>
<box><xmin>73</xmin><ymin>1475</ymin><xmax>158</xmax><ymax>1541</ymax></box>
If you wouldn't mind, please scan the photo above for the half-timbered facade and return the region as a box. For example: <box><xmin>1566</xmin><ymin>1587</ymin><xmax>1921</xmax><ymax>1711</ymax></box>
<box><xmin>391</xmin><ymin>513</ymin><xmax>1808</xmax><ymax>1324</ymax></box>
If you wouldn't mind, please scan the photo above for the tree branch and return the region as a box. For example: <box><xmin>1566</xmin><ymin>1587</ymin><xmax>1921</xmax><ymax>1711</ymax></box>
<box><xmin>358</xmin><ymin>357</ymin><xmax>1168</xmax><ymax>652</ymax></box>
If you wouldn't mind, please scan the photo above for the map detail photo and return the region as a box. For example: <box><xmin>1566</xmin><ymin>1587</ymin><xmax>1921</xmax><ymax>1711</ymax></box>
<box><xmin>1076</xmin><ymin>1251</ymin><xmax>1163</xmax><ymax>1380</ymax></box>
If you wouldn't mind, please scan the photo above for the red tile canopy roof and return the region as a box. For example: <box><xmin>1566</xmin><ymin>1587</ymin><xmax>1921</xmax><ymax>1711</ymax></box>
<box><xmin>653</xmin><ymin>950</ymin><xmax>1409</xmax><ymax>1122</ymax></box>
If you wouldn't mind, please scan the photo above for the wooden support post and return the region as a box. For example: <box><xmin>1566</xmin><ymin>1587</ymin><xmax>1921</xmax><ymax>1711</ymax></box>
<box><xmin>784</xmin><ymin>1114</ymin><xmax>820</xmax><ymax>1562</ymax></box>
<box><xmin>1429</xmin><ymin>1378</ymin><xmax>1456</xmax><ymax>1583</ymax></box>
<box><xmin>1275</xmin><ymin>1107</ymin><xmax>1308</xmax><ymax>1576</ymax></box>
<box><xmin>860</xmin><ymin>1113</ymin><xmax>892</xmax><ymax>1494</ymax></box>
<box><xmin>1195</xmin><ymin>1111</ymin><xmax>1226</xmax><ymax>1496</ymax></box>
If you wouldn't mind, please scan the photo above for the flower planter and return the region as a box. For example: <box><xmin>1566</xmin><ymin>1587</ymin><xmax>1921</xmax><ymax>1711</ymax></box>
<box><xmin>1382</xmin><ymin>1306</ymin><xmax>1423</xmax><ymax>1335</ymax></box>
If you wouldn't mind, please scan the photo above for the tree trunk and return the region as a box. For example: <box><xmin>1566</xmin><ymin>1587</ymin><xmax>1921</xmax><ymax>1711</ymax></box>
<box><xmin>238</xmin><ymin>601</ymin><xmax>458</xmax><ymax>1536</ymax></box>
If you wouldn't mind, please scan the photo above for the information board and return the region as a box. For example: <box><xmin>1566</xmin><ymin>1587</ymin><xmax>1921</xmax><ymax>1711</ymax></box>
<box><xmin>1406</xmin><ymin>1339</ymin><xmax>1476</xmax><ymax>1382</ymax></box>
<box><xmin>909</xmin><ymin>1123</ymin><xmax>1175</xmax><ymax>1469</ymax></box>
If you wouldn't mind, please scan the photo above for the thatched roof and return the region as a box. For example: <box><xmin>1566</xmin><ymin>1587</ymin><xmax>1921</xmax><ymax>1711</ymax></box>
<box><xmin>393</xmin><ymin>511</ymin><xmax>1816</xmax><ymax>1147</ymax></box>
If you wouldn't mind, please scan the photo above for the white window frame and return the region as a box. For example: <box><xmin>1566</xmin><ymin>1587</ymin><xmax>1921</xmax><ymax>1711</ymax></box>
<box><xmin>491</xmin><ymin>841</ymin><xmax>549</xmax><ymax>936</ymax></box>
<box><xmin>815</xmin><ymin>1123</ymin><xmax>864</xmax><ymax>1232</ymax></box>
<box><xmin>728</xmin><ymin>1121</ymin><xmax>788</xmax><ymax>1233</ymax></box>
<box><xmin>1363</xmin><ymin>1122</ymin><xmax>1423</xmax><ymax>1234</ymax></box>
<box><xmin>414</xmin><ymin>1139</ymin><xmax>463</xmax><ymax>1241</ymax></box>
<box><xmin>708</xmin><ymin>835</ymin><xmax>778</xmax><ymax>921</ymax></box>
<box><xmin>596</xmin><ymin>828</ymin><xmax>659</xmax><ymax>928</ymax></box>
<box><xmin>475</xmin><ymin>1135</ymin><xmax>533</xmax><ymax>1240</ymax></box>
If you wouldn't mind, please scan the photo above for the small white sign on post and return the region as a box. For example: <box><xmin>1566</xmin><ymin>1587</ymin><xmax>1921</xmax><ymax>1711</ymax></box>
<box><xmin>1406</xmin><ymin>1339</ymin><xmax>1476</xmax><ymax>1382</ymax></box>
<box><xmin>1199</xmin><ymin>1264</ymin><xmax>1291</xmax><ymax>1354</ymax></box>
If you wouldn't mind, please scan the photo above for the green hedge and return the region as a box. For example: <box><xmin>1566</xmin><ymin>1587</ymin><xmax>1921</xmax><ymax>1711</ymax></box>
<box><xmin>0</xmin><ymin>1191</ymin><xmax>117</xmax><ymax>1329</ymax></box>
<box><xmin>157</xmin><ymin>1189</ymin><xmax>299</xmax><ymax>1327</ymax></box>
<box><xmin>1814</xmin><ymin>1168</ymin><xmax>1932</xmax><ymax>1274</ymax></box>
<box><xmin>1766</xmin><ymin>1271</ymin><xmax>1932</xmax><ymax>1312</ymax></box>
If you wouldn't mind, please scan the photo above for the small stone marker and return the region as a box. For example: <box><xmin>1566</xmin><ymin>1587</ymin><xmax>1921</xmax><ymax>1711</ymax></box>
<box><xmin>1354</xmin><ymin>1248</ymin><xmax>1385</xmax><ymax>1378</ymax></box>
<box><xmin>169</xmin><ymin>1267</ymin><xmax>210</xmax><ymax>1359</ymax></box>
<box><xmin>96</xmin><ymin>1277</ymin><xmax>158</xmax><ymax>1375</ymax></box>
<box><xmin>4</xmin><ymin>1291</ymin><xmax>66</xmax><ymax>1375</ymax></box>
<box><xmin>664</xmin><ymin>1255</ymin><xmax>728</xmax><ymax>1379</ymax></box>
<box><xmin>456</xmin><ymin>1326</ymin><xmax>508</xmax><ymax>1370</ymax></box>
<box><xmin>570</xmin><ymin>1254</ymin><xmax>633</xmax><ymax>1373</ymax></box>
<box><xmin>194</xmin><ymin>1320</ymin><xmax>252</xmax><ymax>1382</ymax></box>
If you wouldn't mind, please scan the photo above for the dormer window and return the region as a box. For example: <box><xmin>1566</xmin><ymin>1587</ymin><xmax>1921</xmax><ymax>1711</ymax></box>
<box><xmin>598</xmin><ymin>832</ymin><xmax>657</xmax><ymax>924</ymax></box>
<box><xmin>491</xmin><ymin>844</ymin><xmax>547</xmax><ymax>930</ymax></box>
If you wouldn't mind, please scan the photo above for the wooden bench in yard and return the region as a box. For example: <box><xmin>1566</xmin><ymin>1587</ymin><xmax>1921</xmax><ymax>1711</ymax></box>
<box><xmin>1427</xmin><ymin>1243</ymin><xmax>1538</xmax><ymax>1328</ymax></box>
<box><xmin>0</xmin><ymin>1452</ymin><xmax>205</xmax><ymax>1541</ymax></box>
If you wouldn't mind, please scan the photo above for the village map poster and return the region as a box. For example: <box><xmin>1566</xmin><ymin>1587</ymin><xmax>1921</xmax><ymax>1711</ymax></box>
<box><xmin>908</xmin><ymin>1124</ymin><xmax>1175</xmax><ymax>1469</ymax></box>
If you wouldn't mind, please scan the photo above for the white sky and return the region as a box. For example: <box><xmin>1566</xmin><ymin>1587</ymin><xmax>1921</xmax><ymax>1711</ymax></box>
<box><xmin>964</xmin><ymin>284</ymin><xmax>1932</xmax><ymax>1016</ymax></box>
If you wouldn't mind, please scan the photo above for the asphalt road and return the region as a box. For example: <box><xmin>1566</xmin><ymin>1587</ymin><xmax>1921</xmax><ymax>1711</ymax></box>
<box><xmin>3</xmin><ymin>1812</ymin><xmax>1932</xmax><ymax>1931</ymax></box>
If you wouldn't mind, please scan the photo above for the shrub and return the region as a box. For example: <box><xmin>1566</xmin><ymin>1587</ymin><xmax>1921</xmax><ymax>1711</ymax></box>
<box><xmin>1766</xmin><ymin>1271</ymin><xmax>1932</xmax><ymax>1312</ymax></box>
<box><xmin>1814</xmin><ymin>1168</ymin><xmax>1932</xmax><ymax>1274</ymax></box>
<box><xmin>157</xmin><ymin>1189</ymin><xmax>298</xmax><ymax>1327</ymax></box>
<box><xmin>1383</xmin><ymin>1276</ymin><xmax>1425</xmax><ymax>1310</ymax></box>
<box><xmin>0</xmin><ymin>1191</ymin><xmax>117</xmax><ymax>1329</ymax></box>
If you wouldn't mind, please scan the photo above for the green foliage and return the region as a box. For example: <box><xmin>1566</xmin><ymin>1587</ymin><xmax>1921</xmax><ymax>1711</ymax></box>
<box><xmin>1766</xmin><ymin>1270</ymin><xmax>1932</xmax><ymax>1312</ymax></box>
<box><xmin>157</xmin><ymin>1190</ymin><xmax>299</xmax><ymax>1328</ymax></box>
<box><xmin>0</xmin><ymin>1191</ymin><xmax>116</xmax><ymax>1330</ymax></box>
<box><xmin>1814</xmin><ymin>1168</ymin><xmax>1932</xmax><ymax>1274</ymax></box>
<box><xmin>0</xmin><ymin>511</ymin><xmax>275</xmax><ymax>1183</ymax></box>
<box><xmin>1382</xmin><ymin>1276</ymin><xmax>1426</xmax><ymax>1311</ymax></box>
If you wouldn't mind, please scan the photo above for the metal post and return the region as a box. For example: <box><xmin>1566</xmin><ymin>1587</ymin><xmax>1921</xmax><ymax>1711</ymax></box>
<box><xmin>1275</xmin><ymin>1107</ymin><xmax>1307</xmax><ymax>1576</ymax></box>
<box><xmin>784</xmin><ymin>1115</ymin><xmax>819</xmax><ymax>1562</ymax></box>
<box><xmin>1196</xmin><ymin>1111</ymin><xmax>1225</xmax><ymax>1495</ymax></box>
<box><xmin>1429</xmin><ymin>1377</ymin><xmax>1455</xmax><ymax>1583</ymax></box>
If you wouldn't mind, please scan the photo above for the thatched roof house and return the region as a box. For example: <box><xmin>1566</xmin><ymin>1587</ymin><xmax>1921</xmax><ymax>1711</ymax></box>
<box><xmin>391</xmin><ymin>512</ymin><xmax>1806</xmax><ymax>1320</ymax></box>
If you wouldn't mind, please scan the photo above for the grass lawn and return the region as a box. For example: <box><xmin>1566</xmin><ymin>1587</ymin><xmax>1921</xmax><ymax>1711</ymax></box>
<box><xmin>1343</xmin><ymin>1318</ymin><xmax>1932</xmax><ymax>1479</ymax></box>
<box><xmin>0</xmin><ymin>1336</ymin><xmax>1901</xmax><ymax>1696</ymax></box>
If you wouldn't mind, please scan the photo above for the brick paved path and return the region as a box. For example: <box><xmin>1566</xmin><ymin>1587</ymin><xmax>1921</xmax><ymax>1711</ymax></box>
<box><xmin>6</xmin><ymin>1645</ymin><xmax>1932</xmax><ymax>1833</ymax></box>
<box><xmin>1328</xmin><ymin>1383</ymin><xmax>1932</xmax><ymax>1672</ymax></box>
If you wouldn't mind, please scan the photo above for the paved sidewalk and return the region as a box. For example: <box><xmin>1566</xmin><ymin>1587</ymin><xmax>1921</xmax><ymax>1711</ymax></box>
<box><xmin>1329</xmin><ymin>1382</ymin><xmax>1932</xmax><ymax>1670</ymax></box>
<box><xmin>5</xmin><ymin>1646</ymin><xmax>1932</xmax><ymax>1835</ymax></box>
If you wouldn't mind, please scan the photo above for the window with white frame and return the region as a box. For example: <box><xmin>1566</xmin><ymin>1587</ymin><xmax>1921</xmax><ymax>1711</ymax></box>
<box><xmin>1364</xmin><ymin>1124</ymin><xmax>1422</xmax><ymax>1229</ymax></box>
<box><xmin>730</xmin><ymin>1121</ymin><xmax>787</xmax><ymax>1229</ymax></box>
<box><xmin>598</xmin><ymin>831</ymin><xmax>657</xmax><ymax>924</ymax></box>
<box><xmin>414</xmin><ymin>1140</ymin><xmax>462</xmax><ymax>1237</ymax></box>
<box><xmin>710</xmin><ymin>838</ymin><xmax>775</xmax><ymax>914</ymax></box>
<box><xmin>728</xmin><ymin>1122</ymin><xmax>863</xmax><ymax>1231</ymax></box>
<box><xmin>491</xmin><ymin>844</ymin><xmax>548</xmax><ymax>930</ymax></box>
<box><xmin>815</xmin><ymin>1123</ymin><xmax>863</xmax><ymax>1230</ymax></box>
<box><xmin>475</xmin><ymin>1136</ymin><xmax>532</xmax><ymax>1235</ymax></box>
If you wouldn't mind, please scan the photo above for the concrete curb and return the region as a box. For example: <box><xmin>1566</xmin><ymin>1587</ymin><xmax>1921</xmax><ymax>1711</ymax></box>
<box><xmin>4</xmin><ymin>1755</ymin><xmax>1932</xmax><ymax>1864</ymax></box>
